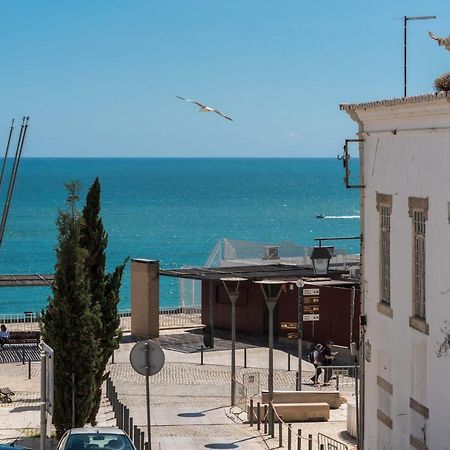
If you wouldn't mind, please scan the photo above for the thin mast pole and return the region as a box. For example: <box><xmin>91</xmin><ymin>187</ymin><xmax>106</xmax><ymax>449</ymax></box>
<box><xmin>0</xmin><ymin>119</ymin><xmax>15</xmax><ymax>193</ymax></box>
<box><xmin>404</xmin><ymin>16</ymin><xmax>407</xmax><ymax>97</ymax></box>
<box><xmin>0</xmin><ymin>116</ymin><xmax>29</xmax><ymax>248</ymax></box>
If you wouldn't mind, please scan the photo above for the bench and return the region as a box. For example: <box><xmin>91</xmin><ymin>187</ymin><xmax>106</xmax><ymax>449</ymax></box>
<box><xmin>261</xmin><ymin>390</ymin><xmax>345</xmax><ymax>409</ymax></box>
<box><xmin>249</xmin><ymin>402</ymin><xmax>330</xmax><ymax>422</ymax></box>
<box><xmin>6</xmin><ymin>331</ymin><xmax>40</xmax><ymax>346</ymax></box>
<box><xmin>0</xmin><ymin>387</ymin><xmax>15</xmax><ymax>403</ymax></box>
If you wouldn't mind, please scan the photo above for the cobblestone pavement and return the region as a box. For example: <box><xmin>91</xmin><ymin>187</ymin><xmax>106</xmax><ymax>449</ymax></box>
<box><xmin>109</xmin><ymin>360</ymin><xmax>357</xmax><ymax>449</ymax></box>
<box><xmin>110</xmin><ymin>362</ymin><xmax>355</xmax><ymax>394</ymax></box>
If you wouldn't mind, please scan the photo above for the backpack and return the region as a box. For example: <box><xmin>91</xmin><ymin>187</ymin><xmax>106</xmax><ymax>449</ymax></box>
<box><xmin>308</xmin><ymin>351</ymin><xmax>315</xmax><ymax>364</ymax></box>
<box><xmin>316</xmin><ymin>347</ymin><xmax>326</xmax><ymax>363</ymax></box>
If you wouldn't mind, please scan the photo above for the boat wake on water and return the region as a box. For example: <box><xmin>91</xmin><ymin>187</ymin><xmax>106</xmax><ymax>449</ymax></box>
<box><xmin>321</xmin><ymin>215</ymin><xmax>360</xmax><ymax>219</ymax></box>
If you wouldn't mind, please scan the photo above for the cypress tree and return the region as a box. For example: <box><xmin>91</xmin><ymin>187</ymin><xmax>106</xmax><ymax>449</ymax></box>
<box><xmin>41</xmin><ymin>181</ymin><xmax>100</xmax><ymax>438</ymax></box>
<box><xmin>80</xmin><ymin>177</ymin><xmax>126</xmax><ymax>424</ymax></box>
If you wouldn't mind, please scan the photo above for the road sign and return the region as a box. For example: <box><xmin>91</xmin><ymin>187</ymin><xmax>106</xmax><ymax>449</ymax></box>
<box><xmin>130</xmin><ymin>340</ymin><xmax>165</xmax><ymax>376</ymax></box>
<box><xmin>303</xmin><ymin>314</ymin><xmax>320</xmax><ymax>321</ymax></box>
<box><xmin>303</xmin><ymin>288</ymin><xmax>320</xmax><ymax>296</ymax></box>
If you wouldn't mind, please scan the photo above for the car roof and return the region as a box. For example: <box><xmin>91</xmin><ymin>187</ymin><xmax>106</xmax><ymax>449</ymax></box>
<box><xmin>68</xmin><ymin>428</ymin><xmax>127</xmax><ymax>435</ymax></box>
<box><xmin>0</xmin><ymin>445</ymin><xmax>31</xmax><ymax>450</ymax></box>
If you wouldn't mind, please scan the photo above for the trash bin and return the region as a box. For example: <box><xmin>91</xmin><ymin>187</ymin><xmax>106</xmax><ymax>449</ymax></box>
<box><xmin>202</xmin><ymin>325</ymin><xmax>214</xmax><ymax>348</ymax></box>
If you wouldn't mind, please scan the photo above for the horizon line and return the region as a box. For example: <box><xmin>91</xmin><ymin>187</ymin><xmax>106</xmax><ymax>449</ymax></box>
<box><xmin>15</xmin><ymin>155</ymin><xmax>358</xmax><ymax>159</ymax></box>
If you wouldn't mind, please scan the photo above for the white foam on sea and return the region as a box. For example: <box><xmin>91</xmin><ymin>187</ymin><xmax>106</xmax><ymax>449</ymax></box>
<box><xmin>324</xmin><ymin>215</ymin><xmax>360</xmax><ymax>219</ymax></box>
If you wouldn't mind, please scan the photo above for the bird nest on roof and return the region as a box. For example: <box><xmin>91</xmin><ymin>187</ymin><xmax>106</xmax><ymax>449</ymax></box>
<box><xmin>434</xmin><ymin>72</ymin><xmax>450</xmax><ymax>92</ymax></box>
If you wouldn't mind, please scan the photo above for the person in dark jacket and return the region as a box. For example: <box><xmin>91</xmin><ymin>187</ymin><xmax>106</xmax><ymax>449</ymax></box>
<box><xmin>322</xmin><ymin>340</ymin><xmax>338</xmax><ymax>384</ymax></box>
<box><xmin>0</xmin><ymin>324</ymin><xmax>9</xmax><ymax>348</ymax></box>
<box><xmin>310</xmin><ymin>343</ymin><xmax>323</xmax><ymax>385</ymax></box>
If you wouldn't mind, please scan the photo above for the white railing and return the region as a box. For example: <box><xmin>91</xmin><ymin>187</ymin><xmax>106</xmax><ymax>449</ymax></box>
<box><xmin>0</xmin><ymin>305</ymin><xmax>202</xmax><ymax>332</ymax></box>
<box><xmin>159</xmin><ymin>306</ymin><xmax>202</xmax><ymax>328</ymax></box>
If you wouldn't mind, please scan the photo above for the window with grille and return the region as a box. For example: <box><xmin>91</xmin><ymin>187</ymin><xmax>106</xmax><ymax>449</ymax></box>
<box><xmin>380</xmin><ymin>205</ymin><xmax>391</xmax><ymax>305</ymax></box>
<box><xmin>412</xmin><ymin>210</ymin><xmax>426</xmax><ymax>320</ymax></box>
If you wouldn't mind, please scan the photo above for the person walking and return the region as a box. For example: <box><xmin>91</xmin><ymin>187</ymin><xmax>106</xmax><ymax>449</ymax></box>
<box><xmin>0</xmin><ymin>324</ymin><xmax>9</xmax><ymax>348</ymax></box>
<box><xmin>310</xmin><ymin>343</ymin><xmax>323</xmax><ymax>385</ymax></box>
<box><xmin>322</xmin><ymin>340</ymin><xmax>338</xmax><ymax>384</ymax></box>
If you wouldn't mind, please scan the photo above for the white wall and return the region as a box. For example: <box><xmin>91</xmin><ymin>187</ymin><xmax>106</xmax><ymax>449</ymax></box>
<box><xmin>343</xmin><ymin>95</ymin><xmax>450</xmax><ymax>450</ymax></box>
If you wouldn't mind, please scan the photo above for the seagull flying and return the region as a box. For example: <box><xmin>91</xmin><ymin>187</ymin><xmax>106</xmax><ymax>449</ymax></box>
<box><xmin>429</xmin><ymin>31</ymin><xmax>450</xmax><ymax>51</ymax></box>
<box><xmin>176</xmin><ymin>96</ymin><xmax>233</xmax><ymax>121</ymax></box>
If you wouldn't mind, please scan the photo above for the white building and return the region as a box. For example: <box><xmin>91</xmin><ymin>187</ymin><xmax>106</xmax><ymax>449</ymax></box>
<box><xmin>341</xmin><ymin>92</ymin><xmax>450</xmax><ymax>450</ymax></box>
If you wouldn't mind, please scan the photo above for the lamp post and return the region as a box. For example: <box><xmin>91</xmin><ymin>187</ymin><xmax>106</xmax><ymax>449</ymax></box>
<box><xmin>221</xmin><ymin>277</ymin><xmax>246</xmax><ymax>406</ymax></box>
<box><xmin>255</xmin><ymin>280</ymin><xmax>284</xmax><ymax>437</ymax></box>
<box><xmin>403</xmin><ymin>15</ymin><xmax>436</xmax><ymax>97</ymax></box>
<box><xmin>311</xmin><ymin>246</ymin><xmax>332</xmax><ymax>275</ymax></box>
<box><xmin>296</xmin><ymin>280</ymin><xmax>304</xmax><ymax>391</ymax></box>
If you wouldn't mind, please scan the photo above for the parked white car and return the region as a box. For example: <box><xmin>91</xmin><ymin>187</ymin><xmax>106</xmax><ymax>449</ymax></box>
<box><xmin>56</xmin><ymin>427</ymin><xmax>136</xmax><ymax>450</ymax></box>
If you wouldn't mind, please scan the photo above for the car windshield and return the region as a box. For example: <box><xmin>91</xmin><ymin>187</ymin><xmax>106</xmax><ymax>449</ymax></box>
<box><xmin>66</xmin><ymin>433</ymin><xmax>134</xmax><ymax>450</ymax></box>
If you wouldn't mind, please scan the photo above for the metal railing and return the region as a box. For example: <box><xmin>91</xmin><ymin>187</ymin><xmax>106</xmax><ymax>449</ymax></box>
<box><xmin>246</xmin><ymin>399</ymin><xmax>350</xmax><ymax>449</ymax></box>
<box><xmin>0</xmin><ymin>306</ymin><xmax>202</xmax><ymax>332</ymax></box>
<box><xmin>106</xmin><ymin>376</ymin><xmax>149</xmax><ymax>450</ymax></box>
<box><xmin>159</xmin><ymin>306</ymin><xmax>201</xmax><ymax>328</ymax></box>
<box><xmin>318</xmin><ymin>433</ymin><xmax>349</xmax><ymax>450</ymax></box>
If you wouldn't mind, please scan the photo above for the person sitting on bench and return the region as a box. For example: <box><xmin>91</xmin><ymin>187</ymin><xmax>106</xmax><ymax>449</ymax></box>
<box><xmin>0</xmin><ymin>324</ymin><xmax>9</xmax><ymax>348</ymax></box>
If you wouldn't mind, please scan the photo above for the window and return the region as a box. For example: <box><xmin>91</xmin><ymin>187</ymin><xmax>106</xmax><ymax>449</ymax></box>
<box><xmin>408</xmin><ymin>197</ymin><xmax>428</xmax><ymax>322</ymax></box>
<box><xmin>412</xmin><ymin>210</ymin><xmax>426</xmax><ymax>319</ymax></box>
<box><xmin>377</xmin><ymin>193</ymin><xmax>392</xmax><ymax>308</ymax></box>
<box><xmin>380</xmin><ymin>205</ymin><xmax>391</xmax><ymax>304</ymax></box>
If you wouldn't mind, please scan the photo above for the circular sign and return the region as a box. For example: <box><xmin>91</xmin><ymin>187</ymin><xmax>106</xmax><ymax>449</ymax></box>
<box><xmin>130</xmin><ymin>340</ymin><xmax>165</xmax><ymax>376</ymax></box>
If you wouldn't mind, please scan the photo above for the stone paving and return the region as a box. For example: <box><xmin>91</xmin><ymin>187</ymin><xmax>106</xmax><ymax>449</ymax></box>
<box><xmin>0</xmin><ymin>328</ymin><xmax>357</xmax><ymax>449</ymax></box>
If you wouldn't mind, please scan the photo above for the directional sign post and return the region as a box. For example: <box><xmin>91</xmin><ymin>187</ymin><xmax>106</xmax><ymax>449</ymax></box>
<box><xmin>297</xmin><ymin>286</ymin><xmax>321</xmax><ymax>390</ymax></box>
<box><xmin>303</xmin><ymin>293</ymin><xmax>320</xmax><ymax>321</ymax></box>
<box><xmin>130</xmin><ymin>340</ymin><xmax>165</xmax><ymax>450</ymax></box>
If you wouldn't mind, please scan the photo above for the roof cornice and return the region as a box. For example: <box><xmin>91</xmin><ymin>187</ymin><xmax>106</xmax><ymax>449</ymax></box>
<box><xmin>340</xmin><ymin>91</ymin><xmax>450</xmax><ymax>112</ymax></box>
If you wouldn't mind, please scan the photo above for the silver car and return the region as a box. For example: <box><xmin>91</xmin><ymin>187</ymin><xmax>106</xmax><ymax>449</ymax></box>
<box><xmin>56</xmin><ymin>427</ymin><xmax>136</xmax><ymax>450</ymax></box>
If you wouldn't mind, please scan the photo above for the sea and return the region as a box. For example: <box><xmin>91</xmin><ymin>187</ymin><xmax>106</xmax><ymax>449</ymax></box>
<box><xmin>0</xmin><ymin>158</ymin><xmax>360</xmax><ymax>314</ymax></box>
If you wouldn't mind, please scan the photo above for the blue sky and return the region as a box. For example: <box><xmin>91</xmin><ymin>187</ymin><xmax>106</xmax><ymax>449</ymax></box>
<box><xmin>1</xmin><ymin>1</ymin><xmax>449</xmax><ymax>157</ymax></box>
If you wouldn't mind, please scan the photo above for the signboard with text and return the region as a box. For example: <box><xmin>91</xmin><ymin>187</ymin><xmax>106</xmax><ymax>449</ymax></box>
<box><xmin>303</xmin><ymin>314</ymin><xmax>320</xmax><ymax>321</ymax></box>
<box><xmin>302</xmin><ymin>288</ymin><xmax>320</xmax><ymax>321</ymax></box>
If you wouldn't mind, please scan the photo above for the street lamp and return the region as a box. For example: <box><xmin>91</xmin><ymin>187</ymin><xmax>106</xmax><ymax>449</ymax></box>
<box><xmin>221</xmin><ymin>277</ymin><xmax>246</xmax><ymax>406</ymax></box>
<box><xmin>311</xmin><ymin>246</ymin><xmax>332</xmax><ymax>275</ymax></box>
<box><xmin>403</xmin><ymin>15</ymin><xmax>436</xmax><ymax>97</ymax></box>
<box><xmin>254</xmin><ymin>279</ymin><xmax>284</xmax><ymax>437</ymax></box>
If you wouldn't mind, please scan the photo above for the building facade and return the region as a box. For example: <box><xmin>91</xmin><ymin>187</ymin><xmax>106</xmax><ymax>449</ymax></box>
<box><xmin>342</xmin><ymin>93</ymin><xmax>450</xmax><ymax>449</ymax></box>
<box><xmin>201</xmin><ymin>277</ymin><xmax>360</xmax><ymax>347</ymax></box>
